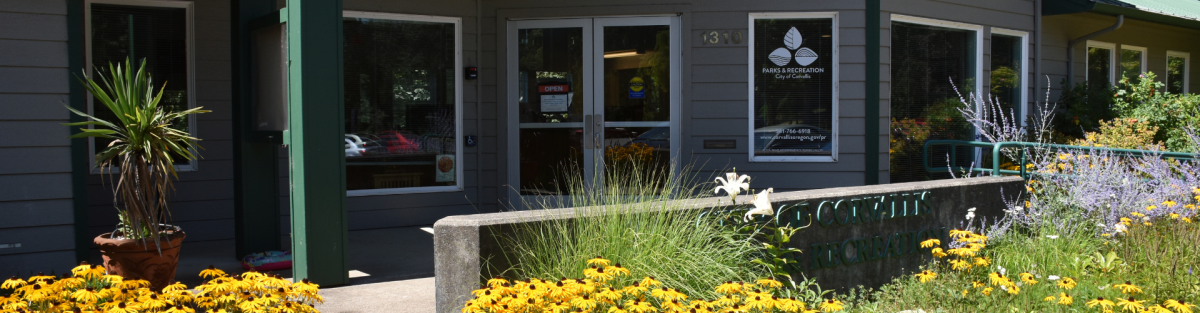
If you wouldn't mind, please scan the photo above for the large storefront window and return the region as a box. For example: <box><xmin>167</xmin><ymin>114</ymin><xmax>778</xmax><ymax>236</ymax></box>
<box><xmin>889</xmin><ymin>17</ymin><xmax>979</xmax><ymax>183</ymax></box>
<box><xmin>748</xmin><ymin>13</ymin><xmax>838</xmax><ymax>162</ymax></box>
<box><xmin>343</xmin><ymin>13</ymin><xmax>461</xmax><ymax>194</ymax></box>
<box><xmin>87</xmin><ymin>0</ymin><xmax>194</xmax><ymax>170</ymax></box>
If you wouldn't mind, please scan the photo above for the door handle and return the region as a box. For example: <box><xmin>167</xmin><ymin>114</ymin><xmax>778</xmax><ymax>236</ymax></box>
<box><xmin>594</xmin><ymin>114</ymin><xmax>602</xmax><ymax>149</ymax></box>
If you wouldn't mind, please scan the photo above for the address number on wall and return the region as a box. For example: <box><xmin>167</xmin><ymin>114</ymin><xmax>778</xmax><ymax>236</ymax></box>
<box><xmin>700</xmin><ymin>30</ymin><xmax>743</xmax><ymax>45</ymax></box>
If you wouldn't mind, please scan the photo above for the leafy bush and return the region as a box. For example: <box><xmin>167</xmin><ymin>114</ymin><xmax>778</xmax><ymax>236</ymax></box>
<box><xmin>1056</xmin><ymin>80</ymin><xmax>1116</xmax><ymax>140</ymax></box>
<box><xmin>1113</xmin><ymin>72</ymin><xmax>1200</xmax><ymax>152</ymax></box>
<box><xmin>1068</xmin><ymin>118</ymin><xmax>1164</xmax><ymax>150</ymax></box>
<box><xmin>0</xmin><ymin>263</ymin><xmax>322</xmax><ymax>312</ymax></box>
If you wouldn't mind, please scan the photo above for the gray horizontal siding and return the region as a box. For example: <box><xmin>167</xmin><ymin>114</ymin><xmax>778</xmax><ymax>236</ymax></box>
<box><xmin>0</xmin><ymin>0</ymin><xmax>75</xmax><ymax>277</ymax></box>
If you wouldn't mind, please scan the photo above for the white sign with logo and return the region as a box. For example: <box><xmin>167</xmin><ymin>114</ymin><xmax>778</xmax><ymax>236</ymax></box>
<box><xmin>750</xmin><ymin>13</ymin><xmax>838</xmax><ymax>161</ymax></box>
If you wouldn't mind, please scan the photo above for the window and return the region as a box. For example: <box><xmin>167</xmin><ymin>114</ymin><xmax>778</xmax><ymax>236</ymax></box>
<box><xmin>342</xmin><ymin>12</ymin><xmax>462</xmax><ymax>195</ymax></box>
<box><xmin>1167</xmin><ymin>51</ymin><xmax>1190</xmax><ymax>94</ymax></box>
<box><xmin>889</xmin><ymin>15</ymin><xmax>981</xmax><ymax>183</ymax></box>
<box><xmin>1120</xmin><ymin>45</ymin><xmax>1147</xmax><ymax>81</ymax></box>
<box><xmin>1086</xmin><ymin>41</ymin><xmax>1115</xmax><ymax>87</ymax></box>
<box><xmin>86</xmin><ymin>0</ymin><xmax>195</xmax><ymax>172</ymax></box>
<box><xmin>990</xmin><ymin>28</ymin><xmax>1028</xmax><ymax>125</ymax></box>
<box><xmin>748</xmin><ymin>12</ymin><xmax>839</xmax><ymax>162</ymax></box>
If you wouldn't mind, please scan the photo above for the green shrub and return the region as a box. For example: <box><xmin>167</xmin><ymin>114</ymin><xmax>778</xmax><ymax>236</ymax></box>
<box><xmin>1068</xmin><ymin>118</ymin><xmax>1164</xmax><ymax>150</ymax></box>
<box><xmin>1055</xmin><ymin>80</ymin><xmax>1116</xmax><ymax>140</ymax></box>
<box><xmin>1113</xmin><ymin>72</ymin><xmax>1200</xmax><ymax>152</ymax></box>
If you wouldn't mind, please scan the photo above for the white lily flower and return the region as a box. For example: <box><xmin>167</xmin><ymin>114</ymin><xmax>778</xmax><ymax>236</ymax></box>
<box><xmin>1046</xmin><ymin>235</ymin><xmax>1059</xmax><ymax>239</ymax></box>
<box><xmin>1048</xmin><ymin>275</ymin><xmax>1061</xmax><ymax>281</ymax></box>
<box><xmin>965</xmin><ymin>207</ymin><xmax>976</xmax><ymax>220</ymax></box>
<box><xmin>714</xmin><ymin>171</ymin><xmax>751</xmax><ymax>203</ymax></box>
<box><xmin>997</xmin><ymin>265</ymin><xmax>1007</xmax><ymax>276</ymax></box>
<box><xmin>1114</xmin><ymin>224</ymin><xmax>1127</xmax><ymax>233</ymax></box>
<box><xmin>744</xmin><ymin>188</ymin><xmax>775</xmax><ymax>222</ymax></box>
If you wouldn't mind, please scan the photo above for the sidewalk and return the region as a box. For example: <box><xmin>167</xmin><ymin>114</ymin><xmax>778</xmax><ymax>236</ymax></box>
<box><xmin>315</xmin><ymin>277</ymin><xmax>435</xmax><ymax>313</ymax></box>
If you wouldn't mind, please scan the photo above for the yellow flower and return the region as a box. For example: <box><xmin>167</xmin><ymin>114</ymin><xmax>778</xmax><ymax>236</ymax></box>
<box><xmin>608</xmin><ymin>264</ymin><xmax>631</xmax><ymax>277</ymax></box>
<box><xmin>715</xmin><ymin>281</ymin><xmax>743</xmax><ymax>295</ymax></box>
<box><xmin>755</xmin><ymin>278</ymin><xmax>783</xmax><ymax>289</ymax></box>
<box><xmin>818</xmin><ymin>299</ymin><xmax>844</xmax><ymax>312</ymax></box>
<box><xmin>962</xmin><ymin>289</ymin><xmax>969</xmax><ymax>297</ymax></box>
<box><xmin>988</xmin><ymin>272</ymin><xmax>1007</xmax><ymax>286</ymax></box>
<box><xmin>971</xmin><ymin>281</ymin><xmax>985</xmax><ymax>289</ymax></box>
<box><xmin>1118</xmin><ymin>297</ymin><xmax>1146</xmax><ymax>312</ymax></box>
<box><xmin>1145</xmin><ymin>221</ymin><xmax>1154</xmax><ymax>226</ymax></box>
<box><xmin>72</xmin><ymin>287</ymin><xmax>100</xmax><ymax>303</ymax></box>
<box><xmin>1044</xmin><ymin>295</ymin><xmax>1056</xmax><ymax>302</ymax></box>
<box><xmin>980</xmin><ymin>287</ymin><xmax>993</xmax><ymax>296</ymax></box>
<box><xmin>1163</xmin><ymin>200</ymin><xmax>1177</xmax><ymax>207</ymax></box>
<box><xmin>1058</xmin><ymin>293</ymin><xmax>1073</xmax><ymax>305</ymax></box>
<box><xmin>1164</xmin><ymin>299</ymin><xmax>1196</xmax><ymax>313</ymax></box>
<box><xmin>1057</xmin><ymin>277</ymin><xmax>1077</xmax><ymax>290</ymax></box>
<box><xmin>1019</xmin><ymin>272</ymin><xmax>1038</xmax><ymax>285</ymax></box>
<box><xmin>1147</xmin><ymin>205</ymin><xmax>1159</xmax><ymax>211</ymax></box>
<box><xmin>651</xmin><ymin>287</ymin><xmax>687</xmax><ymax>302</ymax></box>
<box><xmin>1087</xmin><ymin>297</ymin><xmax>1116</xmax><ymax>309</ymax></box>
<box><xmin>919</xmin><ymin>239</ymin><xmax>940</xmax><ymax>248</ymax></box>
<box><xmin>1113</xmin><ymin>281</ymin><xmax>1143</xmax><ymax>295</ymax></box>
<box><xmin>915</xmin><ymin>270</ymin><xmax>936</xmax><ymax>283</ymax></box>
<box><xmin>1122</xmin><ymin>217</ymin><xmax>1134</xmax><ymax>225</ymax></box>
<box><xmin>1004</xmin><ymin>285</ymin><xmax>1020</xmax><ymax>295</ymax></box>
<box><xmin>949</xmin><ymin>259</ymin><xmax>970</xmax><ymax>271</ymax></box>
<box><xmin>587</xmin><ymin>257</ymin><xmax>611</xmax><ymax>267</ymax></box>
<box><xmin>1</xmin><ymin>277</ymin><xmax>26</xmax><ymax>290</ymax></box>
<box><xmin>1184</xmin><ymin>217</ymin><xmax>1193</xmax><ymax>223</ymax></box>
<box><xmin>199</xmin><ymin>265</ymin><xmax>225</xmax><ymax>279</ymax></box>
<box><xmin>973</xmin><ymin>257</ymin><xmax>991</xmax><ymax>267</ymax></box>
<box><xmin>946</xmin><ymin>248</ymin><xmax>975</xmax><ymax>258</ymax></box>
<box><xmin>1147</xmin><ymin>305</ymin><xmax>1174</xmax><ymax>313</ymax></box>
<box><xmin>583</xmin><ymin>266</ymin><xmax>616</xmax><ymax>282</ymax></box>
<box><xmin>930</xmin><ymin>248</ymin><xmax>947</xmax><ymax>258</ymax></box>
<box><xmin>1132</xmin><ymin>212</ymin><xmax>1146</xmax><ymax>218</ymax></box>
<box><xmin>949</xmin><ymin>229</ymin><xmax>972</xmax><ymax>239</ymax></box>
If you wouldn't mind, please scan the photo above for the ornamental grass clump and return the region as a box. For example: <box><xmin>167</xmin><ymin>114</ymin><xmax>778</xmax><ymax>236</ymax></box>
<box><xmin>463</xmin><ymin>257</ymin><xmax>842</xmax><ymax>313</ymax></box>
<box><xmin>0</xmin><ymin>262</ymin><xmax>322</xmax><ymax>313</ymax></box>
<box><xmin>496</xmin><ymin>162</ymin><xmax>767</xmax><ymax>300</ymax></box>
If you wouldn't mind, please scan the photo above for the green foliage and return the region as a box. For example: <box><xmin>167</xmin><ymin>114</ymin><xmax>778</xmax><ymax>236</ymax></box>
<box><xmin>1068</xmin><ymin>118</ymin><xmax>1164</xmax><ymax>150</ymax></box>
<box><xmin>494</xmin><ymin>163</ymin><xmax>768</xmax><ymax>299</ymax></box>
<box><xmin>1055</xmin><ymin>79</ymin><xmax>1116</xmax><ymax>139</ymax></box>
<box><xmin>65</xmin><ymin>58</ymin><xmax>208</xmax><ymax>245</ymax></box>
<box><xmin>723</xmin><ymin>209</ymin><xmax>810</xmax><ymax>284</ymax></box>
<box><xmin>1112</xmin><ymin>72</ymin><xmax>1200</xmax><ymax>152</ymax></box>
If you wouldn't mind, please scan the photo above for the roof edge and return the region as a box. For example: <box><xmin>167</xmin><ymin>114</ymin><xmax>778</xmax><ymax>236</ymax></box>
<box><xmin>1092</xmin><ymin>2</ymin><xmax>1200</xmax><ymax>30</ymax></box>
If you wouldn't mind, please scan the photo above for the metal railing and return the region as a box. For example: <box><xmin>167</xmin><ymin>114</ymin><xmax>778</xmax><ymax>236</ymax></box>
<box><xmin>922</xmin><ymin>140</ymin><xmax>1198</xmax><ymax>179</ymax></box>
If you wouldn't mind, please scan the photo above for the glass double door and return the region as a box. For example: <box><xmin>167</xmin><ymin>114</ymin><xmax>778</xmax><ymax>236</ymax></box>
<box><xmin>509</xmin><ymin>17</ymin><xmax>678</xmax><ymax>198</ymax></box>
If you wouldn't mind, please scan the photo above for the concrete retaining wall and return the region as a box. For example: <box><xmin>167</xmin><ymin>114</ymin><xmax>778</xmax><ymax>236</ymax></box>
<box><xmin>433</xmin><ymin>176</ymin><xmax>1024</xmax><ymax>312</ymax></box>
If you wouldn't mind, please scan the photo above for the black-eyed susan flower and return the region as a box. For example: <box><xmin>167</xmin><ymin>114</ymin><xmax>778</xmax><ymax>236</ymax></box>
<box><xmin>818</xmin><ymin>299</ymin><xmax>844</xmax><ymax>312</ymax></box>
<box><xmin>1003</xmin><ymin>284</ymin><xmax>1020</xmax><ymax>295</ymax></box>
<box><xmin>587</xmin><ymin>256</ymin><xmax>611</xmax><ymax>267</ymax></box>
<box><xmin>1118</xmin><ymin>297</ymin><xmax>1146</xmax><ymax>312</ymax></box>
<box><xmin>1054</xmin><ymin>276</ymin><xmax>1076</xmax><ymax>290</ymax></box>
<box><xmin>1019</xmin><ymin>272</ymin><xmax>1038</xmax><ymax>285</ymax></box>
<box><xmin>651</xmin><ymin>287</ymin><xmax>686</xmax><ymax>302</ymax></box>
<box><xmin>1044</xmin><ymin>295</ymin><xmax>1056</xmax><ymax>302</ymax></box>
<box><xmin>946</xmin><ymin>248</ymin><xmax>976</xmax><ymax>258</ymax></box>
<box><xmin>980</xmin><ymin>287</ymin><xmax>993</xmax><ymax>296</ymax></box>
<box><xmin>930</xmin><ymin>247</ymin><xmax>947</xmax><ymax>258</ymax></box>
<box><xmin>988</xmin><ymin>272</ymin><xmax>1006</xmax><ymax>286</ymax></box>
<box><xmin>1114</xmin><ymin>281</ymin><xmax>1143</xmax><ymax>295</ymax></box>
<box><xmin>1</xmin><ymin>277</ymin><xmax>26</xmax><ymax>290</ymax></box>
<box><xmin>915</xmin><ymin>270</ymin><xmax>936</xmax><ymax>283</ymax></box>
<box><xmin>973</xmin><ymin>257</ymin><xmax>991</xmax><ymax>267</ymax></box>
<box><xmin>570</xmin><ymin>294</ymin><xmax>597</xmax><ymax>311</ymax></box>
<box><xmin>756</xmin><ymin>278</ymin><xmax>783</xmax><ymax>289</ymax></box>
<box><xmin>1087</xmin><ymin>297</ymin><xmax>1116</xmax><ymax>310</ymax></box>
<box><xmin>1164</xmin><ymin>299</ymin><xmax>1196</xmax><ymax>313</ymax></box>
<box><xmin>199</xmin><ymin>265</ymin><xmax>225</xmax><ymax>280</ymax></box>
<box><xmin>715</xmin><ymin>281</ymin><xmax>743</xmax><ymax>295</ymax></box>
<box><xmin>1147</xmin><ymin>305</ymin><xmax>1173</xmax><ymax>313</ymax></box>
<box><xmin>919</xmin><ymin>238</ymin><xmax>940</xmax><ymax>248</ymax></box>
<box><xmin>950</xmin><ymin>259</ymin><xmax>970</xmax><ymax>271</ymax></box>
<box><xmin>1058</xmin><ymin>293</ymin><xmax>1073</xmax><ymax>305</ymax></box>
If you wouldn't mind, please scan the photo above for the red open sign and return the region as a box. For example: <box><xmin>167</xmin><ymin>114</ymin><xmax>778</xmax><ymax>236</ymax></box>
<box><xmin>538</xmin><ymin>84</ymin><xmax>570</xmax><ymax>93</ymax></box>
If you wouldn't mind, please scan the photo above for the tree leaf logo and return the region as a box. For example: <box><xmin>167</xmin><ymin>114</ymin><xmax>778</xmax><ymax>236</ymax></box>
<box><xmin>768</xmin><ymin>26</ymin><xmax>819</xmax><ymax>67</ymax></box>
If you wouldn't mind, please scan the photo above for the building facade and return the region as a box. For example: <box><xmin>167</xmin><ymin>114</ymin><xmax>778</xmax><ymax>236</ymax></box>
<box><xmin>1</xmin><ymin>0</ymin><xmax>1197</xmax><ymax>284</ymax></box>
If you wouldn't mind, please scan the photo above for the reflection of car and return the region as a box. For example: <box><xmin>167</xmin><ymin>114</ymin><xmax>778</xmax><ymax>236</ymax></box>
<box><xmin>629</xmin><ymin>126</ymin><xmax>670</xmax><ymax>150</ymax></box>
<box><xmin>345</xmin><ymin>135</ymin><xmax>366</xmax><ymax>157</ymax></box>
<box><xmin>753</xmin><ymin>124</ymin><xmax>832</xmax><ymax>151</ymax></box>
<box><xmin>378</xmin><ymin>131</ymin><xmax>421</xmax><ymax>154</ymax></box>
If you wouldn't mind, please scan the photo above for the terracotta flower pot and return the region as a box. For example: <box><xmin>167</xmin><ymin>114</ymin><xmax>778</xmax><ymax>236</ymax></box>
<box><xmin>94</xmin><ymin>227</ymin><xmax>186</xmax><ymax>290</ymax></box>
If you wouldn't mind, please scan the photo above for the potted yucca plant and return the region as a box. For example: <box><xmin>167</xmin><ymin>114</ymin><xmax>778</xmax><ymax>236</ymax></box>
<box><xmin>66</xmin><ymin>58</ymin><xmax>208</xmax><ymax>289</ymax></box>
